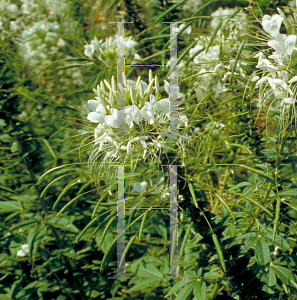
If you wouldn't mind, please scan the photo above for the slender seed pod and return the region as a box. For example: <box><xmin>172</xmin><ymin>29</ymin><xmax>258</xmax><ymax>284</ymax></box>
<box><xmin>212</xmin><ymin>233</ymin><xmax>226</xmax><ymax>272</ymax></box>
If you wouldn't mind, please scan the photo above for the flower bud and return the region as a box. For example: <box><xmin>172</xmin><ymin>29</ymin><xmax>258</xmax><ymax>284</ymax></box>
<box><xmin>104</xmin><ymin>79</ymin><xmax>112</xmax><ymax>91</ymax></box>
<box><xmin>149</xmin><ymin>69</ymin><xmax>153</xmax><ymax>83</ymax></box>
<box><xmin>146</xmin><ymin>78</ymin><xmax>154</xmax><ymax>95</ymax></box>
<box><xmin>155</xmin><ymin>76</ymin><xmax>160</xmax><ymax>99</ymax></box>
<box><xmin>109</xmin><ymin>90</ymin><xmax>114</xmax><ymax>106</ymax></box>
<box><xmin>130</xmin><ymin>86</ymin><xmax>136</xmax><ymax>105</ymax></box>
<box><xmin>111</xmin><ymin>76</ymin><xmax>116</xmax><ymax>91</ymax></box>
<box><xmin>139</xmin><ymin>82</ymin><xmax>144</xmax><ymax>99</ymax></box>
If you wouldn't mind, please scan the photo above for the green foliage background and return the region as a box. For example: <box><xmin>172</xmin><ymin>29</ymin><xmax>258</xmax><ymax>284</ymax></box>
<box><xmin>2</xmin><ymin>0</ymin><xmax>297</xmax><ymax>299</ymax></box>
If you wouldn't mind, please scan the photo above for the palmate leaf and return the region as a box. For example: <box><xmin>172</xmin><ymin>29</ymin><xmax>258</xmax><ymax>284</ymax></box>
<box><xmin>129</xmin><ymin>263</ymin><xmax>163</xmax><ymax>279</ymax></box>
<box><xmin>126</xmin><ymin>278</ymin><xmax>161</xmax><ymax>293</ymax></box>
<box><xmin>262</xmin><ymin>232</ymin><xmax>292</xmax><ymax>251</ymax></box>
<box><xmin>0</xmin><ymin>201</ymin><xmax>22</xmax><ymax>214</ymax></box>
<box><xmin>268</xmin><ymin>266</ymin><xmax>276</xmax><ymax>287</ymax></box>
<box><xmin>193</xmin><ymin>280</ymin><xmax>207</xmax><ymax>300</ymax></box>
<box><xmin>255</xmin><ymin>238</ymin><xmax>270</xmax><ymax>265</ymax></box>
<box><xmin>271</xmin><ymin>264</ymin><xmax>297</xmax><ymax>289</ymax></box>
<box><xmin>27</xmin><ymin>223</ymin><xmax>47</xmax><ymax>262</ymax></box>
<box><xmin>175</xmin><ymin>281</ymin><xmax>195</xmax><ymax>300</ymax></box>
<box><xmin>165</xmin><ymin>279</ymin><xmax>196</xmax><ymax>297</ymax></box>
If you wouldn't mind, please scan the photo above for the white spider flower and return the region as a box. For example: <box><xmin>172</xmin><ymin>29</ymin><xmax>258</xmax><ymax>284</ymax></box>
<box><xmin>281</xmin><ymin>97</ymin><xmax>295</xmax><ymax>105</ymax></box>
<box><xmin>141</xmin><ymin>96</ymin><xmax>156</xmax><ymax>124</ymax></box>
<box><xmin>251</xmin><ymin>75</ymin><xmax>260</xmax><ymax>82</ymax></box>
<box><xmin>267</xmin><ymin>77</ymin><xmax>293</xmax><ymax>95</ymax></box>
<box><xmin>268</xmin><ymin>34</ymin><xmax>296</xmax><ymax>56</ymax></box>
<box><xmin>262</xmin><ymin>14</ymin><xmax>283</xmax><ymax>37</ymax></box>
<box><xmin>175</xmin><ymin>24</ymin><xmax>192</xmax><ymax>34</ymax></box>
<box><xmin>131</xmin><ymin>181</ymin><xmax>147</xmax><ymax>193</ymax></box>
<box><xmin>116</xmin><ymin>36</ymin><xmax>137</xmax><ymax>49</ymax></box>
<box><xmin>255</xmin><ymin>76</ymin><xmax>269</xmax><ymax>87</ymax></box>
<box><xmin>256</xmin><ymin>58</ymin><xmax>277</xmax><ymax>70</ymax></box>
<box><xmin>17</xmin><ymin>244</ymin><xmax>29</xmax><ymax>257</ymax></box>
<box><xmin>84</xmin><ymin>43</ymin><xmax>96</xmax><ymax>58</ymax></box>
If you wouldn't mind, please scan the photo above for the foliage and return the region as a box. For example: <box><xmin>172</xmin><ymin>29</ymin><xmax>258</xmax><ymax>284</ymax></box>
<box><xmin>2</xmin><ymin>0</ymin><xmax>297</xmax><ymax>299</ymax></box>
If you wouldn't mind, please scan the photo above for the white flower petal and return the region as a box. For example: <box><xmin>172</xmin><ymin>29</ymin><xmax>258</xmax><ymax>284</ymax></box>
<box><xmin>285</xmin><ymin>35</ymin><xmax>296</xmax><ymax>55</ymax></box>
<box><xmin>87</xmin><ymin>100</ymin><xmax>98</xmax><ymax>111</ymax></box>
<box><xmin>289</xmin><ymin>76</ymin><xmax>297</xmax><ymax>83</ymax></box>
<box><xmin>87</xmin><ymin>112</ymin><xmax>104</xmax><ymax>123</ymax></box>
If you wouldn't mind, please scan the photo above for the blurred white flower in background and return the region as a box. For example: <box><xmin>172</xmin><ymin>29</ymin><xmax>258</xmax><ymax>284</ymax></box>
<box><xmin>131</xmin><ymin>181</ymin><xmax>148</xmax><ymax>193</ymax></box>
<box><xmin>175</xmin><ymin>24</ymin><xmax>192</xmax><ymax>34</ymax></box>
<box><xmin>17</xmin><ymin>244</ymin><xmax>29</xmax><ymax>257</ymax></box>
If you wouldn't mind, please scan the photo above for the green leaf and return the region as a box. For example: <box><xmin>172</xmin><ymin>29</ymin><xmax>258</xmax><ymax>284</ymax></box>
<box><xmin>179</xmin><ymin>222</ymin><xmax>193</xmax><ymax>259</ymax></box>
<box><xmin>153</xmin><ymin>0</ymin><xmax>189</xmax><ymax>25</ymax></box>
<box><xmin>214</xmin><ymin>193</ymin><xmax>235</xmax><ymax>220</ymax></box>
<box><xmin>242</xmin><ymin>196</ymin><xmax>273</xmax><ymax>217</ymax></box>
<box><xmin>10</xmin><ymin>141</ymin><xmax>19</xmax><ymax>153</ymax></box>
<box><xmin>193</xmin><ymin>280</ymin><xmax>207</xmax><ymax>300</ymax></box>
<box><xmin>184</xmin><ymin>269</ymin><xmax>198</xmax><ymax>279</ymax></box>
<box><xmin>75</xmin><ymin>215</ymin><xmax>100</xmax><ymax>243</ymax></box>
<box><xmin>126</xmin><ymin>278</ymin><xmax>161</xmax><ymax>293</ymax></box>
<box><xmin>218</xmin><ymin>164</ymin><xmax>275</xmax><ymax>183</ymax></box>
<box><xmin>203</xmin><ymin>272</ymin><xmax>222</xmax><ymax>280</ymax></box>
<box><xmin>0</xmin><ymin>201</ymin><xmax>22</xmax><ymax>214</ymax></box>
<box><xmin>129</xmin><ymin>263</ymin><xmax>163</xmax><ymax>279</ymax></box>
<box><xmin>268</xmin><ymin>266</ymin><xmax>276</xmax><ymax>287</ymax></box>
<box><xmin>27</xmin><ymin>223</ymin><xmax>47</xmax><ymax>262</ymax></box>
<box><xmin>100</xmin><ymin>235</ymin><xmax>117</xmax><ymax>272</ymax></box>
<box><xmin>175</xmin><ymin>281</ymin><xmax>195</xmax><ymax>300</ymax></box>
<box><xmin>255</xmin><ymin>238</ymin><xmax>270</xmax><ymax>265</ymax></box>
<box><xmin>228</xmin><ymin>182</ymin><xmax>252</xmax><ymax>191</ymax></box>
<box><xmin>188</xmin><ymin>183</ymin><xmax>198</xmax><ymax>208</ymax></box>
<box><xmin>46</xmin><ymin>216</ymin><xmax>79</xmax><ymax>233</ymax></box>
<box><xmin>279</xmin><ymin>190</ymin><xmax>297</xmax><ymax>196</ymax></box>
<box><xmin>271</xmin><ymin>264</ymin><xmax>297</xmax><ymax>288</ymax></box>
<box><xmin>263</xmin><ymin>232</ymin><xmax>292</xmax><ymax>251</ymax></box>
<box><xmin>165</xmin><ymin>279</ymin><xmax>196</xmax><ymax>297</ymax></box>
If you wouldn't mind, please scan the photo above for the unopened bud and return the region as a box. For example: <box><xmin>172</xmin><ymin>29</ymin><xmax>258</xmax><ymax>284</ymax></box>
<box><xmin>111</xmin><ymin>76</ymin><xmax>116</xmax><ymax>91</ymax></box>
<box><xmin>149</xmin><ymin>69</ymin><xmax>153</xmax><ymax>83</ymax></box>
<box><xmin>130</xmin><ymin>86</ymin><xmax>136</xmax><ymax>105</ymax></box>
<box><xmin>139</xmin><ymin>83</ymin><xmax>144</xmax><ymax>99</ymax></box>
<box><xmin>155</xmin><ymin>76</ymin><xmax>159</xmax><ymax>99</ymax></box>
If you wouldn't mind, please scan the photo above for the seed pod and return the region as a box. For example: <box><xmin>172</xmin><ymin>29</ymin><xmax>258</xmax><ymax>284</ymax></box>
<box><xmin>212</xmin><ymin>233</ymin><xmax>226</xmax><ymax>272</ymax></box>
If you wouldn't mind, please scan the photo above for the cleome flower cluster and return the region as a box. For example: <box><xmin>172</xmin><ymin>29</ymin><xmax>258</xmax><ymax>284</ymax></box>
<box><xmin>252</xmin><ymin>13</ymin><xmax>297</xmax><ymax>118</ymax></box>
<box><xmin>85</xmin><ymin>70</ymin><xmax>189</xmax><ymax>178</ymax></box>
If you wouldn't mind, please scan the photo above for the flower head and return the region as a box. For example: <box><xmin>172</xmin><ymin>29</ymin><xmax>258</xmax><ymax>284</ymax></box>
<box><xmin>262</xmin><ymin>14</ymin><xmax>283</xmax><ymax>37</ymax></box>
